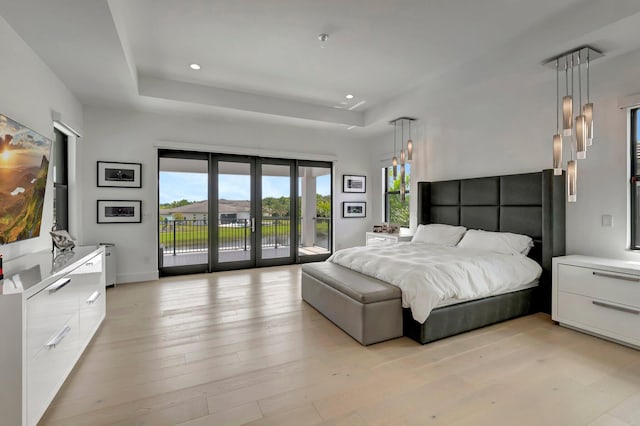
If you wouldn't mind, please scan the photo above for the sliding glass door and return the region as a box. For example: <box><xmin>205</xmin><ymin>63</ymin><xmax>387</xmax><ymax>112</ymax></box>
<box><xmin>159</xmin><ymin>151</ymin><xmax>332</xmax><ymax>275</ymax></box>
<box><xmin>297</xmin><ymin>161</ymin><xmax>332</xmax><ymax>262</ymax></box>
<box><xmin>158</xmin><ymin>151</ymin><xmax>209</xmax><ymax>275</ymax></box>
<box><xmin>257</xmin><ymin>159</ymin><xmax>295</xmax><ymax>266</ymax></box>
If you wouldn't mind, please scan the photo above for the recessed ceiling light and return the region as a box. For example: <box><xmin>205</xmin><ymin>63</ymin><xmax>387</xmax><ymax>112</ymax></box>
<box><xmin>346</xmin><ymin>94</ymin><xmax>354</xmax><ymax>99</ymax></box>
<box><xmin>189</xmin><ymin>63</ymin><xmax>201</xmax><ymax>70</ymax></box>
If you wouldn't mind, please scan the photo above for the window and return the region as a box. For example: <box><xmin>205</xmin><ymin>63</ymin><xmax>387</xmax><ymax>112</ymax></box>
<box><xmin>631</xmin><ymin>108</ymin><xmax>640</xmax><ymax>249</ymax></box>
<box><xmin>52</xmin><ymin>128</ymin><xmax>68</xmax><ymax>230</ymax></box>
<box><xmin>384</xmin><ymin>164</ymin><xmax>410</xmax><ymax>227</ymax></box>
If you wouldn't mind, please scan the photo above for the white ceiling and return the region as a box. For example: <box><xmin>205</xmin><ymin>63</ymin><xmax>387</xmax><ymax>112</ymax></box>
<box><xmin>2</xmin><ymin>0</ymin><xmax>640</xmax><ymax>134</ymax></box>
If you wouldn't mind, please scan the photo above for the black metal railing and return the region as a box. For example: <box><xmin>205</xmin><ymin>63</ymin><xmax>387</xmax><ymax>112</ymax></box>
<box><xmin>160</xmin><ymin>217</ymin><xmax>331</xmax><ymax>255</ymax></box>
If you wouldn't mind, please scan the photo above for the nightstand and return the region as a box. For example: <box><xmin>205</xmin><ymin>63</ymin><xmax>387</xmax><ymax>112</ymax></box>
<box><xmin>365</xmin><ymin>231</ymin><xmax>413</xmax><ymax>247</ymax></box>
<box><xmin>552</xmin><ymin>255</ymin><xmax>640</xmax><ymax>349</ymax></box>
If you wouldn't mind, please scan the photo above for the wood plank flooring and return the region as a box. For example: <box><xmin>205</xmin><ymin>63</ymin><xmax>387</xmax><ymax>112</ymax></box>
<box><xmin>41</xmin><ymin>265</ymin><xmax>640</xmax><ymax>425</ymax></box>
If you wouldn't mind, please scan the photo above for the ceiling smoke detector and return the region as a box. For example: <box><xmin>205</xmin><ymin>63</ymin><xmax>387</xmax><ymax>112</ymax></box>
<box><xmin>318</xmin><ymin>33</ymin><xmax>329</xmax><ymax>48</ymax></box>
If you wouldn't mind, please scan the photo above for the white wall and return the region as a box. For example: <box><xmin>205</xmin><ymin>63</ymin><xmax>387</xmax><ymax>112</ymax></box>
<box><xmin>0</xmin><ymin>16</ymin><xmax>83</xmax><ymax>262</ymax></box>
<box><xmin>369</xmin><ymin>48</ymin><xmax>640</xmax><ymax>262</ymax></box>
<box><xmin>81</xmin><ymin>106</ymin><xmax>373</xmax><ymax>283</ymax></box>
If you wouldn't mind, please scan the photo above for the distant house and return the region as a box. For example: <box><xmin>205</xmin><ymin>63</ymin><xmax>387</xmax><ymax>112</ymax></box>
<box><xmin>160</xmin><ymin>200</ymin><xmax>250</xmax><ymax>222</ymax></box>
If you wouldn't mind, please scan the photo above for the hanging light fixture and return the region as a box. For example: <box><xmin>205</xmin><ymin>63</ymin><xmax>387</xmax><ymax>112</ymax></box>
<box><xmin>544</xmin><ymin>46</ymin><xmax>603</xmax><ymax>202</ymax></box>
<box><xmin>553</xmin><ymin>60</ymin><xmax>563</xmax><ymax>175</ymax></box>
<box><xmin>584</xmin><ymin>51</ymin><xmax>594</xmax><ymax>145</ymax></box>
<box><xmin>562</xmin><ymin>60</ymin><xmax>572</xmax><ymax>136</ymax></box>
<box><xmin>407</xmin><ymin>120</ymin><xmax>413</xmax><ymax>161</ymax></box>
<box><xmin>389</xmin><ymin>117</ymin><xmax>416</xmax><ymax>198</ymax></box>
<box><xmin>392</xmin><ymin>121</ymin><xmax>398</xmax><ymax>178</ymax></box>
<box><xmin>575</xmin><ymin>54</ymin><xmax>587</xmax><ymax>159</ymax></box>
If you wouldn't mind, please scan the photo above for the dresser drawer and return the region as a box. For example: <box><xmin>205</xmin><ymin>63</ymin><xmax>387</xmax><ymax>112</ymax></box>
<box><xmin>557</xmin><ymin>291</ymin><xmax>640</xmax><ymax>344</ymax></box>
<box><xmin>27</xmin><ymin>315</ymin><xmax>79</xmax><ymax>426</ymax></box>
<box><xmin>557</xmin><ymin>264</ymin><xmax>640</xmax><ymax>308</ymax></box>
<box><xmin>26</xmin><ymin>275</ymin><xmax>80</xmax><ymax>359</ymax></box>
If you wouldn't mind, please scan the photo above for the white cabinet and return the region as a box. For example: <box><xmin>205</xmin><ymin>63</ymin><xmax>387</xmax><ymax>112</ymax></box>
<box><xmin>552</xmin><ymin>255</ymin><xmax>640</xmax><ymax>349</ymax></box>
<box><xmin>365</xmin><ymin>231</ymin><xmax>413</xmax><ymax>247</ymax></box>
<box><xmin>0</xmin><ymin>246</ymin><xmax>105</xmax><ymax>426</ymax></box>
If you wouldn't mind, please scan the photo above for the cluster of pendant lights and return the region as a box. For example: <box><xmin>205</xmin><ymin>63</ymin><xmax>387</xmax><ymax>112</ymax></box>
<box><xmin>391</xmin><ymin>117</ymin><xmax>415</xmax><ymax>201</ymax></box>
<box><xmin>551</xmin><ymin>47</ymin><xmax>601</xmax><ymax>202</ymax></box>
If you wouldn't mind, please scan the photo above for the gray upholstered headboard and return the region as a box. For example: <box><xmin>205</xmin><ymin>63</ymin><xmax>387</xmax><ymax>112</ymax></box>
<box><xmin>416</xmin><ymin>169</ymin><xmax>565</xmax><ymax>312</ymax></box>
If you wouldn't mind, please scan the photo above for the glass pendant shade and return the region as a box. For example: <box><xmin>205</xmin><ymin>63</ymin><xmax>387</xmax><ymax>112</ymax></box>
<box><xmin>400</xmin><ymin>148</ymin><xmax>406</xmax><ymax>164</ymax></box>
<box><xmin>562</xmin><ymin>96</ymin><xmax>573</xmax><ymax>136</ymax></box>
<box><xmin>576</xmin><ymin>115</ymin><xmax>587</xmax><ymax>159</ymax></box>
<box><xmin>567</xmin><ymin>160</ymin><xmax>577</xmax><ymax>202</ymax></box>
<box><xmin>583</xmin><ymin>103</ymin><xmax>593</xmax><ymax>145</ymax></box>
<box><xmin>553</xmin><ymin>134</ymin><xmax>563</xmax><ymax>175</ymax></box>
<box><xmin>392</xmin><ymin>156</ymin><xmax>398</xmax><ymax>178</ymax></box>
<box><xmin>407</xmin><ymin>139</ymin><xmax>413</xmax><ymax>161</ymax></box>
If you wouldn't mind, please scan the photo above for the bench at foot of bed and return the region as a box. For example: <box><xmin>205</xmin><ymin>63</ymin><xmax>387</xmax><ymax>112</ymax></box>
<box><xmin>301</xmin><ymin>262</ymin><xmax>402</xmax><ymax>346</ymax></box>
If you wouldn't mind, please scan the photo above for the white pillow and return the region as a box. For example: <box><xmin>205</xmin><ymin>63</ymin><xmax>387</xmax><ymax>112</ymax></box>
<box><xmin>411</xmin><ymin>224</ymin><xmax>467</xmax><ymax>246</ymax></box>
<box><xmin>456</xmin><ymin>229</ymin><xmax>534</xmax><ymax>255</ymax></box>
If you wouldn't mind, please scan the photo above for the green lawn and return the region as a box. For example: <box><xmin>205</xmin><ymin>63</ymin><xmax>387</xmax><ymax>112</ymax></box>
<box><xmin>159</xmin><ymin>220</ymin><xmax>329</xmax><ymax>250</ymax></box>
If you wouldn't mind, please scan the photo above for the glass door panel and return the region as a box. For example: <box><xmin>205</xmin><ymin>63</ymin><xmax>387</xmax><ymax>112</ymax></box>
<box><xmin>158</xmin><ymin>155</ymin><xmax>209</xmax><ymax>275</ymax></box>
<box><xmin>258</xmin><ymin>161</ymin><xmax>295</xmax><ymax>265</ymax></box>
<box><xmin>215</xmin><ymin>159</ymin><xmax>255</xmax><ymax>268</ymax></box>
<box><xmin>298</xmin><ymin>163</ymin><xmax>332</xmax><ymax>261</ymax></box>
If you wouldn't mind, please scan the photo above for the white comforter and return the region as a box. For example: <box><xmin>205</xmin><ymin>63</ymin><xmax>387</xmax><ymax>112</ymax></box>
<box><xmin>328</xmin><ymin>243</ymin><xmax>542</xmax><ymax>323</ymax></box>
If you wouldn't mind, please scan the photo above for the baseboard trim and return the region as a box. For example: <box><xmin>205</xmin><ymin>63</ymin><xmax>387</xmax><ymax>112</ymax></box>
<box><xmin>116</xmin><ymin>271</ymin><xmax>159</xmax><ymax>284</ymax></box>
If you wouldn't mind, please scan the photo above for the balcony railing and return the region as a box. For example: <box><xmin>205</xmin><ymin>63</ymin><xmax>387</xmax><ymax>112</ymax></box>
<box><xmin>159</xmin><ymin>217</ymin><xmax>330</xmax><ymax>255</ymax></box>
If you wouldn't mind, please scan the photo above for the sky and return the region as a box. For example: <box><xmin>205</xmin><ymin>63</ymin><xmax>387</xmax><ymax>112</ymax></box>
<box><xmin>159</xmin><ymin>172</ymin><xmax>331</xmax><ymax>204</ymax></box>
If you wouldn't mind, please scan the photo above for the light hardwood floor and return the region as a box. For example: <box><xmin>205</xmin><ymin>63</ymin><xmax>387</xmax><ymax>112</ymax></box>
<box><xmin>41</xmin><ymin>265</ymin><xmax>640</xmax><ymax>426</ymax></box>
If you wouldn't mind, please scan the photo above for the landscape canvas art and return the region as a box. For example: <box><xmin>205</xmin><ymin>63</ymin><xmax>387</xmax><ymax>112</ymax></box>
<box><xmin>0</xmin><ymin>114</ymin><xmax>52</xmax><ymax>244</ymax></box>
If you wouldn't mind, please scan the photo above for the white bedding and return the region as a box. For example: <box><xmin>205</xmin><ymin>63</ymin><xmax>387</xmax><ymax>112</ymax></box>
<box><xmin>328</xmin><ymin>242</ymin><xmax>542</xmax><ymax>323</ymax></box>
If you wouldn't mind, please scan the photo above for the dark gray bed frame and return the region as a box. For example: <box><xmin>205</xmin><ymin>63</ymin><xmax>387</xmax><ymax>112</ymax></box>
<box><xmin>404</xmin><ymin>169</ymin><xmax>565</xmax><ymax>344</ymax></box>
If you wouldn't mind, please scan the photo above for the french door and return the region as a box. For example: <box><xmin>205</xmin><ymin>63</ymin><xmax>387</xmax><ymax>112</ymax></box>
<box><xmin>159</xmin><ymin>151</ymin><xmax>331</xmax><ymax>276</ymax></box>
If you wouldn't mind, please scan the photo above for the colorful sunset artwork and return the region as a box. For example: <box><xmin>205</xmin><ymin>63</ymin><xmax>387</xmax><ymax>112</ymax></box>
<box><xmin>0</xmin><ymin>114</ymin><xmax>52</xmax><ymax>244</ymax></box>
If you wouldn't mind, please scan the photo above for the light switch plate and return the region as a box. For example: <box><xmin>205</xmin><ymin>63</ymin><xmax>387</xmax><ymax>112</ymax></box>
<box><xmin>602</xmin><ymin>214</ymin><xmax>613</xmax><ymax>227</ymax></box>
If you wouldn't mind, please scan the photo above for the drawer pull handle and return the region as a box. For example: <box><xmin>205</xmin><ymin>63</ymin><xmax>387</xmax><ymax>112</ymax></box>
<box><xmin>48</xmin><ymin>278</ymin><xmax>71</xmax><ymax>293</ymax></box>
<box><xmin>86</xmin><ymin>290</ymin><xmax>101</xmax><ymax>305</ymax></box>
<box><xmin>46</xmin><ymin>326</ymin><xmax>71</xmax><ymax>349</ymax></box>
<box><xmin>592</xmin><ymin>300</ymin><xmax>640</xmax><ymax>315</ymax></box>
<box><xmin>592</xmin><ymin>271</ymin><xmax>640</xmax><ymax>282</ymax></box>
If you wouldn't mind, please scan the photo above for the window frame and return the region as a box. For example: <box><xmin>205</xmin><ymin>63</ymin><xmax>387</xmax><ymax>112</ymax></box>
<box><xmin>383</xmin><ymin>166</ymin><xmax>410</xmax><ymax>228</ymax></box>
<box><xmin>631</xmin><ymin>107</ymin><xmax>639</xmax><ymax>250</ymax></box>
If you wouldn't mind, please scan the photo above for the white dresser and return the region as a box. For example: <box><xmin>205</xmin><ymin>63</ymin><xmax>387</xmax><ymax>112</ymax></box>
<box><xmin>365</xmin><ymin>231</ymin><xmax>413</xmax><ymax>247</ymax></box>
<box><xmin>552</xmin><ymin>255</ymin><xmax>640</xmax><ymax>349</ymax></box>
<box><xmin>0</xmin><ymin>246</ymin><xmax>106</xmax><ymax>426</ymax></box>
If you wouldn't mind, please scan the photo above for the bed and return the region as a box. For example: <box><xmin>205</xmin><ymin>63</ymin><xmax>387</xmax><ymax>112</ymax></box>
<box><xmin>399</xmin><ymin>169</ymin><xmax>565</xmax><ymax>343</ymax></box>
<box><xmin>316</xmin><ymin>169</ymin><xmax>565</xmax><ymax>345</ymax></box>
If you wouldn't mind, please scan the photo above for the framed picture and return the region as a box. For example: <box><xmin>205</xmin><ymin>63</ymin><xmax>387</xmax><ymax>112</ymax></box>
<box><xmin>97</xmin><ymin>200</ymin><xmax>142</xmax><ymax>223</ymax></box>
<box><xmin>97</xmin><ymin>161</ymin><xmax>142</xmax><ymax>188</ymax></box>
<box><xmin>342</xmin><ymin>201</ymin><xmax>366</xmax><ymax>218</ymax></box>
<box><xmin>343</xmin><ymin>174</ymin><xmax>366</xmax><ymax>193</ymax></box>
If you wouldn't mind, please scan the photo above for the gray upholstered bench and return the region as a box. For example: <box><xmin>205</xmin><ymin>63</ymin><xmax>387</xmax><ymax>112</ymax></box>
<box><xmin>301</xmin><ymin>262</ymin><xmax>403</xmax><ymax>345</ymax></box>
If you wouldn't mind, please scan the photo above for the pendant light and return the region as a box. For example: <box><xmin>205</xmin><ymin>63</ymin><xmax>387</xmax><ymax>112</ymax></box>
<box><xmin>392</xmin><ymin>121</ymin><xmax>398</xmax><ymax>178</ymax></box>
<box><xmin>575</xmin><ymin>54</ymin><xmax>587</xmax><ymax>159</ymax></box>
<box><xmin>407</xmin><ymin>120</ymin><xmax>413</xmax><ymax>161</ymax></box>
<box><xmin>562</xmin><ymin>60</ymin><xmax>572</xmax><ymax>136</ymax></box>
<box><xmin>567</xmin><ymin>159</ymin><xmax>577</xmax><ymax>202</ymax></box>
<box><xmin>553</xmin><ymin>60</ymin><xmax>563</xmax><ymax>175</ymax></box>
<box><xmin>389</xmin><ymin>117</ymin><xmax>416</xmax><ymax>192</ymax></box>
<box><xmin>544</xmin><ymin>46</ymin><xmax>603</xmax><ymax>202</ymax></box>
<box><xmin>400</xmin><ymin>120</ymin><xmax>406</xmax><ymax>201</ymax></box>
<box><xmin>584</xmin><ymin>51</ymin><xmax>594</xmax><ymax>145</ymax></box>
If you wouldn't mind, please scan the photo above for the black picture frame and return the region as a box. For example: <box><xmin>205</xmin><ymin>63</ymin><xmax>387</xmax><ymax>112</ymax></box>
<box><xmin>342</xmin><ymin>174</ymin><xmax>366</xmax><ymax>193</ymax></box>
<box><xmin>97</xmin><ymin>200</ymin><xmax>142</xmax><ymax>223</ymax></box>
<box><xmin>97</xmin><ymin>161</ymin><xmax>142</xmax><ymax>188</ymax></box>
<box><xmin>342</xmin><ymin>201</ymin><xmax>366</xmax><ymax>218</ymax></box>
